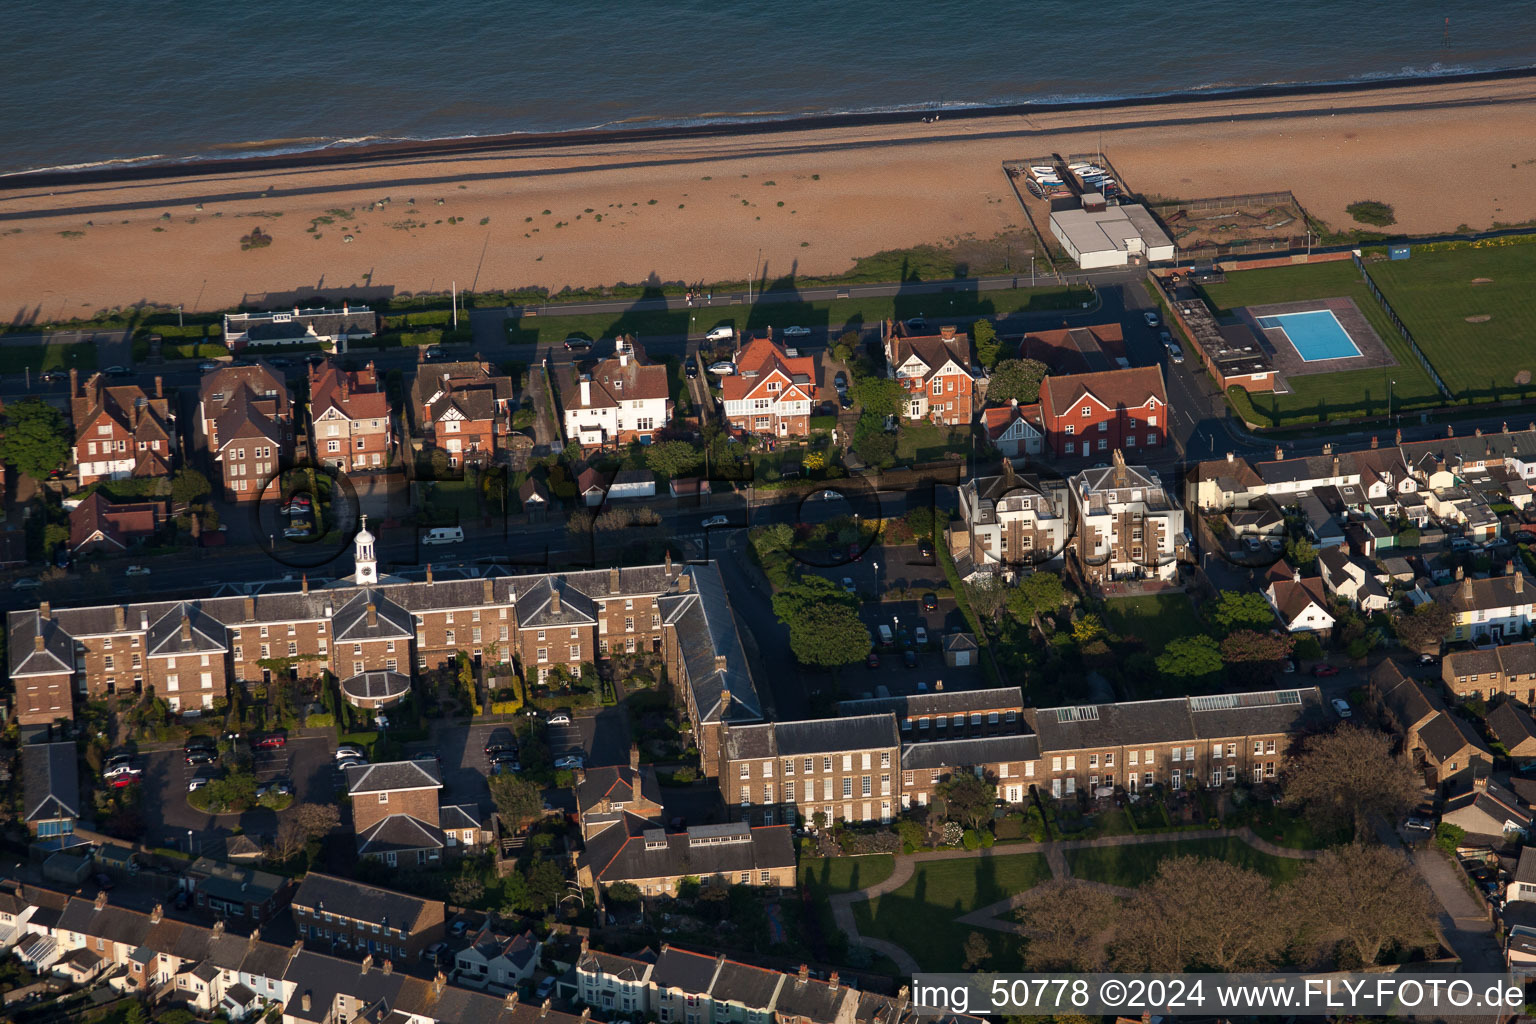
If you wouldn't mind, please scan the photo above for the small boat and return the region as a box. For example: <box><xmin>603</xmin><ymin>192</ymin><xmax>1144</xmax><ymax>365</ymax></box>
<box><xmin>1026</xmin><ymin>179</ymin><xmax>1044</xmax><ymax>199</ymax></box>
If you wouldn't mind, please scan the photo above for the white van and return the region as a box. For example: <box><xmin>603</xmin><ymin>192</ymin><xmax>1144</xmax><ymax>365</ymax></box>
<box><xmin>705</xmin><ymin>325</ymin><xmax>734</xmax><ymax>342</ymax></box>
<box><xmin>422</xmin><ymin>527</ymin><xmax>464</xmax><ymax>545</ymax></box>
<box><xmin>877</xmin><ymin>624</ymin><xmax>894</xmax><ymax>646</ymax></box>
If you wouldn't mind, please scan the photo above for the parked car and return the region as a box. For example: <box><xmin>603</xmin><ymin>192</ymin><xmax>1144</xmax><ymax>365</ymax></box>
<box><xmin>252</xmin><ymin>733</ymin><xmax>287</xmax><ymax>750</ymax></box>
<box><xmin>914</xmin><ymin>625</ymin><xmax>928</xmax><ymax>645</ymax></box>
<box><xmin>865</xmin><ymin>652</ymin><xmax>880</xmax><ymax>669</ymax></box>
<box><xmin>917</xmin><ymin>539</ymin><xmax>934</xmax><ymax>559</ymax></box>
<box><xmin>10</xmin><ymin>578</ymin><xmax>39</xmax><ymax>591</ymax></box>
<box><xmin>279</xmin><ymin>494</ymin><xmax>313</xmax><ymax>512</ymax></box>
<box><xmin>421</xmin><ymin>942</ymin><xmax>449</xmax><ymax>964</ymax></box>
<box><xmin>103</xmin><ymin>764</ymin><xmax>139</xmax><ymax>780</ymax></box>
<box><xmin>125</xmin><ymin>565</ymin><xmax>151</xmax><ymax>577</ymax></box>
<box><xmin>197</xmin><ymin>360</ymin><xmax>221</xmax><ymax>372</ymax></box>
<box><xmin>1312</xmin><ymin>664</ymin><xmax>1341</xmax><ymax>678</ymax></box>
<box><xmin>563</xmin><ymin>337</ymin><xmax>593</xmax><ymax>353</ymax></box>
<box><xmin>184</xmin><ymin>738</ymin><xmax>215</xmax><ymax>754</ymax></box>
<box><xmin>185</xmin><ymin>750</ymin><xmax>217</xmax><ymax>766</ymax></box>
<box><xmin>904</xmin><ymin>317</ymin><xmax>928</xmax><ymax>332</ymax></box>
<box><xmin>1331</xmin><ymin>698</ymin><xmax>1352</xmax><ymax>717</ymax></box>
<box><xmin>707</xmin><ymin>361</ymin><xmax>736</xmax><ymax>376</ymax></box>
<box><xmin>103</xmin><ymin>365</ymin><xmax>132</xmax><ymax>378</ymax></box>
<box><xmin>337</xmin><ymin>758</ymin><xmax>367</xmax><ymax>771</ymax></box>
<box><xmin>422</xmin><ymin>346</ymin><xmax>447</xmax><ymax>361</ymax></box>
<box><xmin>702</xmin><ymin>515</ymin><xmax>730</xmax><ymax>528</ymax></box>
<box><xmin>187</xmin><ymin>772</ymin><xmax>215</xmax><ymax>792</ymax></box>
<box><xmin>705</xmin><ymin>325</ymin><xmax>734</xmax><ymax>342</ymax></box>
<box><xmin>282</xmin><ymin>526</ymin><xmax>312</xmax><ymax>539</ymax></box>
<box><xmin>833</xmin><ymin>372</ymin><xmax>848</xmax><ymax>393</ymax></box>
<box><xmin>490</xmin><ymin>757</ymin><xmax>521</xmax><ymax>774</ymax></box>
<box><xmin>1403</xmin><ymin>817</ymin><xmax>1433</xmax><ymax>833</ymax></box>
<box><xmin>1142</xmin><ymin>311</ymin><xmax>1160</xmax><ymax>328</ymax></box>
<box><xmin>335</xmin><ymin>744</ymin><xmax>366</xmax><ymax>761</ymax></box>
<box><xmin>842</xmin><ymin>577</ymin><xmax>857</xmax><ymax>596</ymax></box>
<box><xmin>256</xmin><ymin>781</ymin><xmax>293</xmax><ymax>798</ymax></box>
<box><xmin>840</xmin><ymin>394</ymin><xmax>853</xmax><ymax>409</ymax></box>
<box><xmin>921</xmin><ymin>593</ymin><xmax>939</xmax><ymax>612</ymax></box>
<box><xmin>109</xmin><ymin>772</ymin><xmax>141</xmax><ymax>789</ymax></box>
<box><xmin>1167</xmin><ymin>343</ymin><xmax>1185</xmax><ymax>364</ymax></box>
<box><xmin>546</xmin><ymin>711</ymin><xmax>573</xmax><ymax>727</ymax></box>
<box><xmin>782</xmin><ymin>326</ymin><xmax>811</xmax><ymax>337</ymax></box>
<box><xmin>267</xmin><ymin>357</ymin><xmax>293</xmax><ymax>368</ymax></box>
<box><xmin>39</xmin><ymin>371</ymin><xmax>68</xmax><ymax>383</ymax></box>
<box><xmin>1418</xmin><ymin>653</ymin><xmax>1440</xmax><ymax>666</ymax></box>
<box><xmin>552</xmin><ymin>754</ymin><xmax>585</xmax><ymax>770</ymax></box>
<box><xmin>172</xmin><ymin>890</ymin><xmax>191</xmax><ymax>911</ymax></box>
<box><xmin>903</xmin><ymin>649</ymin><xmax>917</xmax><ymax>668</ymax></box>
<box><xmin>94</xmin><ymin>874</ymin><xmax>115</xmax><ymax>891</ymax></box>
<box><xmin>684</xmin><ymin>361</ymin><xmax>699</xmax><ymax>379</ymax></box>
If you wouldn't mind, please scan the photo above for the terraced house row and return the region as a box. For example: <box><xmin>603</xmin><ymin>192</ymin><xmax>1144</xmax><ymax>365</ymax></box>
<box><xmin>717</xmin><ymin>685</ymin><xmax>1325</xmax><ymax>826</ymax></box>
<box><xmin>7</xmin><ymin>527</ymin><xmax>759</xmax><ymax>747</ymax></box>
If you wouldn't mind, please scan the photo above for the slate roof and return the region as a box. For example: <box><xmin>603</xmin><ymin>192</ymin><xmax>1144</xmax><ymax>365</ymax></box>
<box><xmin>711</xmin><ymin>957</ymin><xmax>785</xmax><ymax>1008</ymax></box>
<box><xmin>1430</xmin><ymin>573</ymin><xmax>1533</xmax><ymax>613</ymax></box>
<box><xmin>8</xmin><ymin>611</ymin><xmax>74</xmax><ymax>676</ymax></box>
<box><xmin>773</xmin><ymin>971</ymin><xmax>851</xmax><ymax>1023</ymax></box>
<box><xmin>1516</xmin><ymin>846</ymin><xmax>1536</xmax><ymax>886</ymax></box>
<box><xmin>439</xmin><ymin>804</ymin><xmax>482</xmax><ymax>831</ymax></box>
<box><xmin>1489</xmin><ymin>701</ymin><xmax>1536</xmax><ymax>752</ymax></box>
<box><xmin>332</xmin><ymin>589</ymin><xmax>414</xmax><ymax>641</ymax></box>
<box><xmin>577</xmin><ymin>948</ymin><xmax>654</xmax><ymax>982</ymax></box>
<box><xmin>146</xmin><ymin>601</ymin><xmax>229</xmax><ymax>656</ymax></box>
<box><xmin>576</xmin><ymin>765</ymin><xmax>663</xmax><ymax>812</ymax></box>
<box><xmin>580</xmin><ymin>818</ymin><xmax>795</xmax><ymax>884</ymax></box>
<box><xmin>1035</xmin><ymin>689</ymin><xmax>1321</xmax><ymax>752</ymax></box>
<box><xmin>282</xmin><ymin>948</ymin><xmax>408</xmax><ymax>1023</ymax></box>
<box><xmin>838</xmin><ymin>686</ymin><xmax>1025</xmax><ymax>720</ymax></box>
<box><xmin>651</xmin><ymin>945</ymin><xmax>722</xmax><ymax>992</ymax></box>
<box><xmin>1373</xmin><ymin>661</ymin><xmax>1444</xmax><ymax>732</ymax></box>
<box><xmin>226</xmin><ymin>306</ymin><xmax>378</xmax><ymax>342</ymax></box>
<box><xmin>411</xmin><ymin>362</ymin><xmax>514</xmax><ymax>427</ymax></box>
<box><xmin>1418</xmin><ymin>712</ymin><xmax>1493</xmax><ymax>763</ymax></box>
<box><xmin>340</xmin><ymin>670</ymin><xmax>412</xmax><ymax>702</ymax></box>
<box><xmin>187</xmin><ymin>857</ymin><xmax>286</xmax><ymax>904</ymax></box>
<box><xmin>345</xmin><ymin>760</ymin><xmax>443</xmax><ymax>795</ymax></box>
<box><xmin>1446</xmin><ymin>643</ymin><xmax>1536</xmax><ymax>680</ymax></box>
<box><xmin>291</xmin><ymin>873</ymin><xmax>438</xmax><ymax>930</ymax></box>
<box><xmin>657</xmin><ymin>563</ymin><xmax>763</xmax><ymax>724</ymax></box>
<box><xmin>1188</xmin><ymin>456</ymin><xmax>1264</xmax><ymax>494</ymax></box>
<box><xmin>1443</xmin><ymin>780</ymin><xmax>1532</xmax><ymax>836</ymax></box>
<box><xmin>900</xmin><ymin>734</ymin><xmax>1040</xmax><ymax>770</ymax></box>
<box><xmin>1255</xmin><ymin>446</ymin><xmax>1410</xmax><ymax>487</ymax></box>
<box><xmin>774</xmin><ymin>715</ymin><xmax>900</xmax><ymax>755</ymax></box>
<box><xmin>22</xmin><ymin>743</ymin><xmax>79</xmax><ymax>823</ymax></box>
<box><xmin>357</xmin><ymin>814</ymin><xmax>446</xmax><ymax>855</ymax></box>
<box><xmin>514</xmin><ymin>576</ymin><xmax>597</xmax><ymax>629</ymax></box>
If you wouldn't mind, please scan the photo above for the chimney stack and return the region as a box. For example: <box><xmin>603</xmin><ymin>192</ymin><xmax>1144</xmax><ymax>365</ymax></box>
<box><xmin>630</xmin><ymin>743</ymin><xmax>640</xmax><ymax>771</ymax></box>
<box><xmin>94</xmin><ymin>891</ymin><xmax>106</xmax><ymax>910</ymax></box>
<box><xmin>939</xmin><ymin>325</ymin><xmax>956</xmax><ymax>339</ymax></box>
<box><xmin>483</xmin><ymin>578</ymin><xmax>495</xmax><ymax>603</ymax></box>
<box><xmin>155</xmin><ymin>376</ymin><xmax>163</xmax><ymax>399</ymax></box>
<box><xmin>434</xmin><ymin>970</ymin><xmax>446</xmax><ymax>995</ymax></box>
<box><xmin>382</xmin><ymin>959</ymin><xmax>392</xmax><ymax>975</ymax></box>
<box><xmin>181</xmin><ymin>615</ymin><xmax>192</xmax><ymax>644</ymax></box>
<box><xmin>1275</xmin><ymin>446</ymin><xmax>1284</xmax><ymax>461</ymax></box>
<box><xmin>829</xmin><ymin>971</ymin><xmax>840</xmax><ymax>992</ymax></box>
<box><xmin>1226</xmin><ymin>450</ymin><xmax>1234</xmax><ymax>462</ymax></box>
<box><xmin>32</xmin><ymin>635</ymin><xmax>43</xmax><ymax>653</ymax></box>
<box><xmin>631</xmin><ymin>769</ymin><xmax>643</xmax><ymax>805</ymax></box>
<box><xmin>141</xmin><ymin>611</ymin><xmax>149</xmax><ymax>630</ymax></box>
<box><xmin>1448</xmin><ymin>425</ymin><xmax>1455</xmax><ymax>438</ymax></box>
<box><xmin>302</xmin><ymin>993</ymin><xmax>312</xmax><ymax>1012</ymax></box>
<box><xmin>38</xmin><ymin>601</ymin><xmax>50</xmax><ymax>620</ymax></box>
<box><xmin>799</xmin><ymin>964</ymin><xmax>810</xmax><ymax>982</ymax></box>
<box><xmin>1322</xmin><ymin>442</ymin><xmax>1333</xmax><ymax>456</ymax></box>
<box><xmin>1371</xmin><ymin>436</ymin><xmax>1378</xmax><ymax>449</ymax></box>
<box><xmin>366</xmin><ymin>603</ymin><xmax>377</xmax><ymax>628</ymax></box>
<box><xmin>1455</xmin><ymin>565</ymin><xmax>1465</xmax><ymax>581</ymax></box>
<box><xmin>114</xmin><ymin>606</ymin><xmax>125</xmax><ymax>631</ymax></box>
<box><xmin>550</xmin><ymin>586</ymin><xmax>561</xmax><ymax>615</ymax></box>
<box><xmin>1332</xmin><ymin>455</ymin><xmax>1340</xmax><ymax>478</ymax></box>
<box><xmin>150</xmin><ymin>903</ymin><xmax>162</xmax><ymax>924</ymax></box>
<box><xmin>426</xmin><ymin>563</ymin><xmax>433</xmax><ymax>584</ymax></box>
<box><xmin>1396</xmin><ymin>428</ymin><xmax>1403</xmax><ymax>445</ymax></box>
<box><xmin>361</xmin><ymin>954</ymin><xmax>373</xmax><ymax>974</ymax></box>
<box><xmin>665</xmin><ymin>551</ymin><xmax>673</xmax><ymax>577</ymax></box>
<box><xmin>1476</xmin><ymin>427</ymin><xmax>1484</xmax><ymax>437</ymax></box>
<box><xmin>302</xmin><ymin>574</ymin><xmax>309</xmax><ymax>595</ymax></box>
<box><xmin>715</xmin><ymin>654</ymin><xmax>728</xmax><ymax>674</ymax></box>
<box><xmin>213</xmin><ymin>919</ymin><xmax>224</xmax><ymax>936</ymax></box>
<box><xmin>678</xmin><ymin>571</ymin><xmax>691</xmax><ymax>592</ymax></box>
<box><xmin>69</xmin><ymin>367</ymin><xmax>79</xmax><ymax>396</ymax></box>
<box><xmin>1474</xmin><ymin>774</ymin><xmax>1490</xmax><ymax>792</ymax></box>
<box><xmin>609</xmin><ymin>566</ymin><xmax>620</xmax><ymax>593</ymax></box>
<box><xmin>506</xmin><ymin>992</ymin><xmax>521</xmax><ymax>1009</ymax></box>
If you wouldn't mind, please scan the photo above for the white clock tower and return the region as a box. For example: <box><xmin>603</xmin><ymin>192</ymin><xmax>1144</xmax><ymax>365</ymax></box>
<box><xmin>354</xmin><ymin>514</ymin><xmax>378</xmax><ymax>585</ymax></box>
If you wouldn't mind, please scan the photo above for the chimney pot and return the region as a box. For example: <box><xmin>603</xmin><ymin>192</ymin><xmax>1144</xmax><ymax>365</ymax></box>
<box><xmin>1226</xmin><ymin>450</ymin><xmax>1234</xmax><ymax>462</ymax></box>
<box><xmin>1275</xmin><ymin>446</ymin><xmax>1284</xmax><ymax>461</ymax></box>
<box><xmin>1371</xmin><ymin>436</ymin><xmax>1378</xmax><ymax>449</ymax></box>
<box><xmin>799</xmin><ymin>964</ymin><xmax>810</xmax><ymax>982</ymax></box>
<box><xmin>38</xmin><ymin>601</ymin><xmax>50</xmax><ymax>620</ymax></box>
<box><xmin>301</xmin><ymin>574</ymin><xmax>309</xmax><ymax>595</ymax></box>
<box><xmin>630</xmin><ymin>743</ymin><xmax>641</xmax><ymax>771</ymax></box>
<box><xmin>362</xmin><ymin>954</ymin><xmax>373</xmax><ymax>974</ymax></box>
<box><xmin>302</xmin><ymin>993</ymin><xmax>312</xmax><ymax>1012</ymax></box>
<box><xmin>829</xmin><ymin>971</ymin><xmax>840</xmax><ymax>991</ymax></box>
<box><xmin>483</xmin><ymin>578</ymin><xmax>495</xmax><ymax>603</ymax></box>
<box><xmin>382</xmin><ymin>959</ymin><xmax>392</xmax><ymax>975</ymax></box>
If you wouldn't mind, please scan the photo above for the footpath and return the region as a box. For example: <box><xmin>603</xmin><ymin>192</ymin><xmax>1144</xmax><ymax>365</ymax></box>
<box><xmin>826</xmin><ymin>827</ymin><xmax>1319</xmax><ymax>975</ymax></box>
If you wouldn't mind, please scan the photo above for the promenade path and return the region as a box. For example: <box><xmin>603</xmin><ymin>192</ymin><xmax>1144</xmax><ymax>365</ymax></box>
<box><xmin>827</xmin><ymin>827</ymin><xmax>1320</xmax><ymax>974</ymax></box>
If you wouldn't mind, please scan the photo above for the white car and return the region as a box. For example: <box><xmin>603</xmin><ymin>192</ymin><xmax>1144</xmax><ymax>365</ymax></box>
<box><xmin>103</xmin><ymin>764</ymin><xmax>139</xmax><ymax>780</ymax></box>
<box><xmin>125</xmin><ymin>565</ymin><xmax>151</xmax><ymax>577</ymax></box>
<box><xmin>818</xmin><ymin>490</ymin><xmax>840</xmax><ymax>500</ymax></box>
<box><xmin>707</xmin><ymin>361</ymin><xmax>736</xmax><ymax>376</ymax></box>
<box><xmin>782</xmin><ymin>326</ymin><xmax>811</xmax><ymax>337</ymax></box>
<box><xmin>337</xmin><ymin>758</ymin><xmax>367</xmax><ymax>771</ymax></box>
<box><xmin>187</xmin><ymin>775</ymin><xmax>213</xmax><ymax>792</ymax></box>
<box><xmin>553</xmin><ymin>755</ymin><xmax>585</xmax><ymax>770</ymax></box>
<box><xmin>914</xmin><ymin>625</ymin><xmax>928</xmax><ymax>645</ymax></box>
<box><xmin>547</xmin><ymin>711</ymin><xmax>572</xmax><ymax>727</ymax></box>
<box><xmin>1167</xmin><ymin>343</ymin><xmax>1185</xmax><ymax>364</ymax></box>
<box><xmin>702</xmin><ymin>515</ymin><xmax>729</xmax><ymax>528</ymax></box>
<box><xmin>1403</xmin><ymin>817</ymin><xmax>1433</xmax><ymax>833</ymax></box>
<box><xmin>334</xmin><ymin>745</ymin><xmax>367</xmax><ymax>761</ymax></box>
<box><xmin>704</xmin><ymin>326</ymin><xmax>734</xmax><ymax>342</ymax></box>
<box><xmin>10</xmin><ymin>578</ymin><xmax>39</xmax><ymax>591</ymax></box>
<box><xmin>1331</xmin><ymin>698</ymin><xmax>1352</xmax><ymax>718</ymax></box>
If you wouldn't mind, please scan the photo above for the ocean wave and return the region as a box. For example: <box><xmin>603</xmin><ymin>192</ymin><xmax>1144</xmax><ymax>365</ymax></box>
<box><xmin>0</xmin><ymin>152</ymin><xmax>172</xmax><ymax>178</ymax></box>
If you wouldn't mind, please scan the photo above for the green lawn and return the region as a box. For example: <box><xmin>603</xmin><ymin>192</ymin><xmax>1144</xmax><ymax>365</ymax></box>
<box><xmin>506</xmin><ymin>285</ymin><xmax>1093</xmax><ymax>347</ymax></box>
<box><xmin>895</xmin><ymin>421</ymin><xmax>971</xmax><ymax>463</ymax></box>
<box><xmin>1103</xmin><ymin>593</ymin><xmax>1205</xmax><ymax>654</ymax></box>
<box><xmin>852</xmin><ymin>852</ymin><xmax>1050</xmax><ymax>970</ymax></box>
<box><xmin>0</xmin><ymin>339</ymin><xmax>98</xmax><ymax>374</ymax></box>
<box><xmin>1367</xmin><ymin>244</ymin><xmax>1536</xmax><ymax>402</ymax></box>
<box><xmin>423</xmin><ymin>479</ymin><xmax>481</xmax><ymax>520</ymax></box>
<box><xmin>798</xmin><ymin>855</ymin><xmax>895</xmax><ymax>896</ymax></box>
<box><xmin>1198</xmin><ymin>261</ymin><xmax>1441</xmax><ymax>428</ymax></box>
<box><xmin>1065</xmin><ymin>836</ymin><xmax>1307</xmax><ymax>887</ymax></box>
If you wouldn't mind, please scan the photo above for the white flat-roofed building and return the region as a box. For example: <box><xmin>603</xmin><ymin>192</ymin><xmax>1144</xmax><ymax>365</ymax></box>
<box><xmin>1050</xmin><ymin>202</ymin><xmax>1174</xmax><ymax>269</ymax></box>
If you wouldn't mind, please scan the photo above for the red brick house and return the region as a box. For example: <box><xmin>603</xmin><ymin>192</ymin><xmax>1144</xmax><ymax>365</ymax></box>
<box><xmin>885</xmin><ymin>326</ymin><xmax>978</xmax><ymax>426</ymax></box>
<box><xmin>309</xmin><ymin>359</ymin><xmax>393</xmax><ymax>472</ymax></box>
<box><xmin>561</xmin><ymin>339</ymin><xmax>672</xmax><ymax>449</ymax></box>
<box><xmin>68</xmin><ymin>492</ymin><xmax>164</xmax><ymax>555</ymax></box>
<box><xmin>1036</xmin><ymin>365</ymin><xmax>1167</xmax><ymax>459</ymax></box>
<box><xmin>69</xmin><ymin>370</ymin><xmax>175</xmax><ymax>487</ymax></box>
<box><xmin>980</xmin><ymin>401</ymin><xmax>1044</xmax><ymax>459</ymax></box>
<box><xmin>198</xmin><ymin>363</ymin><xmax>295</xmax><ymax>502</ymax></box>
<box><xmin>410</xmin><ymin>361</ymin><xmax>515</xmax><ymax>467</ymax></box>
<box><xmin>720</xmin><ymin>337</ymin><xmax>817</xmax><ymax>439</ymax></box>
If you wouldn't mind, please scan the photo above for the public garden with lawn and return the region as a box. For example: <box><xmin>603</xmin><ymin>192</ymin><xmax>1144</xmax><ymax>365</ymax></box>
<box><xmin>851</xmin><ymin>852</ymin><xmax>1051</xmax><ymax>971</ymax></box>
<box><xmin>1366</xmin><ymin>241</ymin><xmax>1536</xmax><ymax>401</ymax></box>
<box><xmin>1102</xmin><ymin>593</ymin><xmax>1204</xmax><ymax>655</ymax></box>
<box><xmin>1065</xmin><ymin>835</ymin><xmax>1308</xmax><ymax>888</ymax></box>
<box><xmin>1198</xmin><ymin>261</ymin><xmax>1440</xmax><ymax>428</ymax></box>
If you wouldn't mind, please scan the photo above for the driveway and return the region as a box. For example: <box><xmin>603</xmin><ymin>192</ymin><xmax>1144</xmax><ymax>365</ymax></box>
<box><xmin>1377</xmin><ymin>819</ymin><xmax>1505</xmax><ymax>974</ymax></box>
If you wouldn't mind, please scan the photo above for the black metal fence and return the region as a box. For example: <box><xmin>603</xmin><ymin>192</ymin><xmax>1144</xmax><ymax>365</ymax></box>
<box><xmin>1351</xmin><ymin>251</ymin><xmax>1452</xmax><ymax>400</ymax></box>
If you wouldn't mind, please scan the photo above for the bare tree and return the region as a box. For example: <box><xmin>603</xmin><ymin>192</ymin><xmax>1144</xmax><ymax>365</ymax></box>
<box><xmin>293</xmin><ymin>802</ymin><xmax>341</xmax><ymax>838</ymax></box>
<box><xmin>1112</xmin><ymin>857</ymin><xmax>1285</xmax><ymax>972</ymax></box>
<box><xmin>1015</xmin><ymin>880</ymin><xmax>1120</xmax><ymax>971</ymax></box>
<box><xmin>1286</xmin><ymin>843</ymin><xmax>1436</xmax><ymax>966</ymax></box>
<box><xmin>962</xmin><ymin>931</ymin><xmax>992</xmax><ymax>970</ymax></box>
<box><xmin>1282</xmin><ymin>726</ymin><xmax>1421</xmax><ymax>838</ymax></box>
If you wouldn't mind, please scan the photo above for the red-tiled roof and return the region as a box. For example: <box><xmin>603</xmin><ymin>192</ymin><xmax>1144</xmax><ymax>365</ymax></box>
<box><xmin>309</xmin><ymin>360</ymin><xmax>389</xmax><ymax>420</ymax></box>
<box><xmin>1038</xmin><ymin>365</ymin><xmax>1166</xmax><ymax>419</ymax></box>
<box><xmin>720</xmin><ymin>337</ymin><xmax>816</xmax><ymax>402</ymax></box>
<box><xmin>981</xmin><ymin>403</ymin><xmax>1041</xmax><ymax>441</ymax></box>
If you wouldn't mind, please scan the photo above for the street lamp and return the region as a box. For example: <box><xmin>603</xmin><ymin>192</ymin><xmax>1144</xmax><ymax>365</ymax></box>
<box><xmin>1389</xmin><ymin>379</ymin><xmax>1396</xmax><ymax>423</ymax></box>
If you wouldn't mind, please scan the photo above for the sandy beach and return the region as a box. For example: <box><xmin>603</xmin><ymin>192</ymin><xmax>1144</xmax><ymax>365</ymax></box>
<box><xmin>4</xmin><ymin>76</ymin><xmax>1536</xmax><ymax>320</ymax></box>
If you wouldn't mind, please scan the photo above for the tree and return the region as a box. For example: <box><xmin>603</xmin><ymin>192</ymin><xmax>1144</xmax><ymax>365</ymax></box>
<box><xmin>0</xmin><ymin>398</ymin><xmax>69</xmax><ymax>480</ymax></box>
<box><xmin>644</xmin><ymin>440</ymin><xmax>703</xmax><ymax>479</ymax></box>
<box><xmin>122</xmin><ymin>1001</ymin><xmax>149</xmax><ymax>1024</ymax></box>
<box><xmin>1210</xmin><ymin>590</ymin><xmax>1278</xmax><ymax>634</ymax></box>
<box><xmin>1283</xmin><ymin>726</ymin><xmax>1421</xmax><ymax>838</ymax></box>
<box><xmin>971</xmin><ymin>320</ymin><xmax>1002</xmax><ymax>369</ymax></box>
<box><xmin>1113</xmin><ymin>856</ymin><xmax>1284</xmax><ymax>972</ymax></box>
<box><xmin>607</xmin><ymin>881</ymin><xmax>642</xmax><ymax>906</ymax></box>
<box><xmin>962</xmin><ymin>931</ymin><xmax>992</xmax><ymax>970</ymax></box>
<box><xmin>169</xmin><ymin>468</ymin><xmax>212</xmax><ymax>505</ymax></box>
<box><xmin>772</xmin><ymin>577</ymin><xmax>872</xmax><ymax>668</ymax></box>
<box><xmin>1016</xmin><ymin>880</ymin><xmax>1120</xmax><ymax>971</ymax></box>
<box><xmin>850</xmin><ymin>376</ymin><xmax>905</xmax><ymax>419</ymax></box>
<box><xmin>963</xmin><ymin>575</ymin><xmax>1008</xmax><ymax>620</ymax></box>
<box><xmin>1220</xmin><ymin>629</ymin><xmax>1295</xmax><ymax>667</ymax></box>
<box><xmin>905</xmin><ymin>506</ymin><xmax>937</xmax><ymax>542</ymax></box>
<box><xmin>985</xmin><ymin>359</ymin><xmax>1049</xmax><ymax>406</ymax></box>
<box><xmin>450</xmin><ymin>867</ymin><xmax>486</xmax><ymax>907</ymax></box>
<box><xmin>853</xmin><ymin>426</ymin><xmax>896</xmax><ymax>468</ymax></box>
<box><xmin>937</xmin><ymin>772</ymin><xmax>996</xmax><ymax>832</ymax></box>
<box><xmin>522</xmin><ymin>858</ymin><xmax>567</xmax><ymax>913</ymax></box>
<box><xmin>1287</xmin><ymin>843</ymin><xmax>1435</xmax><ymax>966</ymax></box>
<box><xmin>1395</xmin><ymin>601</ymin><xmax>1452</xmax><ymax>653</ymax></box>
<box><xmin>294</xmin><ymin>802</ymin><xmax>340</xmax><ymax>838</ymax></box>
<box><xmin>1155</xmin><ymin>634</ymin><xmax>1223</xmax><ymax>681</ymax></box>
<box><xmin>1285</xmin><ymin>535</ymin><xmax>1317</xmax><ymax>567</ymax></box>
<box><xmin>1072</xmin><ymin>613</ymin><xmax>1104</xmax><ymax>643</ymax></box>
<box><xmin>1008</xmin><ymin>571</ymin><xmax>1065</xmax><ymax>623</ymax></box>
<box><xmin>490</xmin><ymin>772</ymin><xmax>544</xmax><ymax>829</ymax></box>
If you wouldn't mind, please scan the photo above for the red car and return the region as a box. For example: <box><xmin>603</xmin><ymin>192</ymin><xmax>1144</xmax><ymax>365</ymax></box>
<box><xmin>1311</xmin><ymin>664</ymin><xmax>1340</xmax><ymax>677</ymax></box>
<box><xmin>253</xmin><ymin>734</ymin><xmax>287</xmax><ymax>750</ymax></box>
<box><xmin>110</xmin><ymin>773</ymin><xmax>141</xmax><ymax>789</ymax></box>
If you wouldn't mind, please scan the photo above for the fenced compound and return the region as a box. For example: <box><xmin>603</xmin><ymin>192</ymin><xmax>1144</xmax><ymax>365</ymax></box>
<box><xmin>1146</xmin><ymin>190</ymin><xmax>1312</xmax><ymax>260</ymax></box>
<box><xmin>1000</xmin><ymin>159</ymin><xmax>1067</xmax><ymax>276</ymax></box>
<box><xmin>1351</xmin><ymin>251</ymin><xmax>1453</xmax><ymax>401</ymax></box>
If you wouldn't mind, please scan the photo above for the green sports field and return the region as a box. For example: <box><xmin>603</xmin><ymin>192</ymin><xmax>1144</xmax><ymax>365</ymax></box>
<box><xmin>1198</xmin><ymin>261</ymin><xmax>1442</xmax><ymax>429</ymax></box>
<box><xmin>1366</xmin><ymin>243</ymin><xmax>1536</xmax><ymax>401</ymax></box>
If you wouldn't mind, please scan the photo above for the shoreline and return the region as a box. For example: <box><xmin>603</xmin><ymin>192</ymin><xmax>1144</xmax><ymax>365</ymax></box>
<box><xmin>4</xmin><ymin>64</ymin><xmax>1536</xmax><ymax>190</ymax></box>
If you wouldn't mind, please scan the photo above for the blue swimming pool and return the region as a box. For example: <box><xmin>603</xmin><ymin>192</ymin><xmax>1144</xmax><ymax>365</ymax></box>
<box><xmin>1256</xmin><ymin>309</ymin><xmax>1360</xmax><ymax>362</ymax></box>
